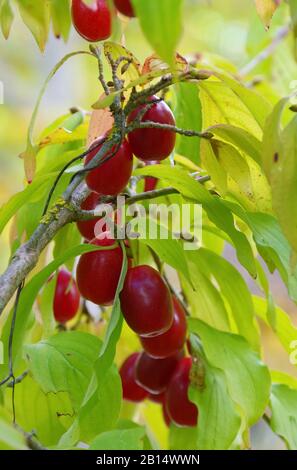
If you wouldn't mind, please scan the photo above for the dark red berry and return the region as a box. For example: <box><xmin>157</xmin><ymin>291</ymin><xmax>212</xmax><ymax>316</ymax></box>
<box><xmin>140</xmin><ymin>297</ymin><xmax>187</xmax><ymax>359</ymax></box>
<box><xmin>85</xmin><ymin>138</ymin><xmax>133</xmax><ymax>196</ymax></box>
<box><xmin>135</xmin><ymin>351</ymin><xmax>183</xmax><ymax>394</ymax></box>
<box><xmin>76</xmin><ymin>236</ymin><xmax>123</xmax><ymax>306</ymax></box>
<box><xmin>120</xmin><ymin>353</ymin><xmax>148</xmax><ymax>402</ymax></box>
<box><xmin>127</xmin><ymin>96</ymin><xmax>176</xmax><ymax>161</ymax></box>
<box><xmin>53</xmin><ymin>269</ymin><xmax>80</xmax><ymax>323</ymax></box>
<box><xmin>144</xmin><ymin>161</ymin><xmax>159</xmax><ymax>192</ymax></box>
<box><xmin>114</xmin><ymin>0</ymin><xmax>135</xmax><ymax>17</ymax></box>
<box><xmin>162</xmin><ymin>403</ymin><xmax>171</xmax><ymax>427</ymax></box>
<box><xmin>166</xmin><ymin>357</ymin><xmax>198</xmax><ymax>427</ymax></box>
<box><xmin>77</xmin><ymin>192</ymin><xmax>101</xmax><ymax>241</ymax></box>
<box><xmin>120</xmin><ymin>265</ymin><xmax>173</xmax><ymax>337</ymax></box>
<box><xmin>71</xmin><ymin>0</ymin><xmax>112</xmax><ymax>42</ymax></box>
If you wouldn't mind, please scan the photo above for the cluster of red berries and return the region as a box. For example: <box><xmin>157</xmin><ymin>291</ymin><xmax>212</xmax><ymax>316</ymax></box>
<box><xmin>120</xmin><ymin>277</ymin><xmax>198</xmax><ymax>428</ymax></box>
<box><xmin>52</xmin><ymin>0</ymin><xmax>197</xmax><ymax>430</ymax></box>
<box><xmin>71</xmin><ymin>0</ymin><xmax>135</xmax><ymax>43</ymax></box>
<box><xmin>53</xmin><ymin>96</ymin><xmax>175</xmax><ymax>321</ymax></box>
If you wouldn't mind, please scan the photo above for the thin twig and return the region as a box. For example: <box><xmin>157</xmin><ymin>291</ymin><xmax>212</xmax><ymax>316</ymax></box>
<box><xmin>239</xmin><ymin>24</ymin><xmax>290</xmax><ymax>78</ymax></box>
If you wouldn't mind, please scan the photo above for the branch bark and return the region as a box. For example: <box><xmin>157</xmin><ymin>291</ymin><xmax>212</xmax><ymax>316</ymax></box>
<box><xmin>0</xmin><ymin>62</ymin><xmax>211</xmax><ymax>315</ymax></box>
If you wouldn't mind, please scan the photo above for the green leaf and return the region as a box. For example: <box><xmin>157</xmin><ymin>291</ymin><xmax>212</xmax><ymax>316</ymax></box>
<box><xmin>135</xmin><ymin>165</ymin><xmax>256</xmax><ymax>277</ymax></box>
<box><xmin>132</xmin><ymin>0</ymin><xmax>183</xmax><ymax>65</ymax></box>
<box><xmin>189</xmin><ymin>249</ymin><xmax>260</xmax><ymax>350</ymax></box>
<box><xmin>25</xmin><ymin>332</ymin><xmax>102</xmax><ymax>412</ymax></box>
<box><xmin>182</xmin><ymin>264</ymin><xmax>230</xmax><ymax>331</ymax></box>
<box><xmin>208</xmin><ymin>124</ymin><xmax>262</xmax><ymax>166</ymax></box>
<box><xmin>169</xmin><ymin>426</ymin><xmax>197</xmax><ymax>451</ymax></box>
<box><xmin>200</xmin><ymin>140</ymin><xmax>227</xmax><ymax>195</ymax></box>
<box><xmin>0</xmin><ymin>417</ymin><xmax>27</xmax><ymax>450</ymax></box>
<box><xmin>271</xmin><ymin>116</ymin><xmax>297</xmax><ymax>253</ymax></box>
<box><xmin>13</xmin><ymin>374</ymin><xmax>73</xmax><ymax>446</ymax></box>
<box><xmin>270</xmin><ymin>384</ymin><xmax>297</xmax><ymax>450</ymax></box>
<box><xmin>187</xmin><ymin>331</ymin><xmax>241</xmax><ymax>450</ymax></box>
<box><xmin>189</xmin><ymin>319</ymin><xmax>271</xmax><ymax>427</ymax></box>
<box><xmin>0</xmin><ymin>0</ymin><xmax>14</xmax><ymax>39</ymax></box>
<box><xmin>16</xmin><ymin>0</ymin><xmax>50</xmax><ymax>51</ymax></box>
<box><xmin>174</xmin><ymin>82</ymin><xmax>202</xmax><ymax>163</ymax></box>
<box><xmin>53</xmin><ymin>223</ymin><xmax>82</xmax><ymax>271</ymax></box>
<box><xmin>90</xmin><ymin>427</ymin><xmax>146</xmax><ymax>450</ymax></box>
<box><xmin>0</xmin><ymin>243</ymin><xmax>107</xmax><ymax>381</ymax></box>
<box><xmin>254</xmin><ymin>296</ymin><xmax>297</xmax><ymax>358</ymax></box>
<box><xmin>224</xmin><ymin>204</ymin><xmax>297</xmax><ymax>301</ymax></box>
<box><xmin>50</xmin><ymin>0</ymin><xmax>71</xmax><ymax>42</ymax></box>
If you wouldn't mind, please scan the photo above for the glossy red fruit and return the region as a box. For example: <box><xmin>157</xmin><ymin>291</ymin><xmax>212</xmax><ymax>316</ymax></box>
<box><xmin>85</xmin><ymin>138</ymin><xmax>133</xmax><ymax>196</ymax></box>
<box><xmin>71</xmin><ymin>0</ymin><xmax>112</xmax><ymax>42</ymax></box>
<box><xmin>77</xmin><ymin>192</ymin><xmax>102</xmax><ymax>240</ymax></box>
<box><xmin>140</xmin><ymin>297</ymin><xmax>187</xmax><ymax>359</ymax></box>
<box><xmin>120</xmin><ymin>265</ymin><xmax>173</xmax><ymax>337</ymax></box>
<box><xmin>135</xmin><ymin>351</ymin><xmax>183</xmax><ymax>394</ymax></box>
<box><xmin>166</xmin><ymin>357</ymin><xmax>198</xmax><ymax>427</ymax></box>
<box><xmin>114</xmin><ymin>0</ymin><xmax>135</xmax><ymax>17</ymax></box>
<box><xmin>120</xmin><ymin>353</ymin><xmax>148</xmax><ymax>402</ymax></box>
<box><xmin>144</xmin><ymin>176</ymin><xmax>158</xmax><ymax>192</ymax></box>
<box><xmin>162</xmin><ymin>403</ymin><xmax>171</xmax><ymax>427</ymax></box>
<box><xmin>53</xmin><ymin>269</ymin><xmax>80</xmax><ymax>323</ymax></box>
<box><xmin>127</xmin><ymin>96</ymin><xmax>176</xmax><ymax>161</ymax></box>
<box><xmin>76</xmin><ymin>236</ymin><xmax>123</xmax><ymax>306</ymax></box>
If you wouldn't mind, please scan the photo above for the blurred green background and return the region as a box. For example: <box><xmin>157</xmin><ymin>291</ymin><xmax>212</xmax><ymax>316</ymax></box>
<box><xmin>0</xmin><ymin>0</ymin><xmax>296</xmax><ymax>449</ymax></box>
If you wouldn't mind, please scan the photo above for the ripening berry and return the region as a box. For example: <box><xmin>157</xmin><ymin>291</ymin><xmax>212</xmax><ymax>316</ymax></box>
<box><xmin>53</xmin><ymin>269</ymin><xmax>80</xmax><ymax>323</ymax></box>
<box><xmin>120</xmin><ymin>353</ymin><xmax>148</xmax><ymax>402</ymax></box>
<box><xmin>71</xmin><ymin>0</ymin><xmax>112</xmax><ymax>42</ymax></box>
<box><xmin>128</xmin><ymin>96</ymin><xmax>176</xmax><ymax>161</ymax></box>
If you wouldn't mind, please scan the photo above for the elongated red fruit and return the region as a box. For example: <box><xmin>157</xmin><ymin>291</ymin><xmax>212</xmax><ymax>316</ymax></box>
<box><xmin>77</xmin><ymin>192</ymin><xmax>101</xmax><ymax>241</ymax></box>
<box><xmin>114</xmin><ymin>0</ymin><xmax>135</xmax><ymax>17</ymax></box>
<box><xmin>135</xmin><ymin>351</ymin><xmax>183</xmax><ymax>394</ymax></box>
<box><xmin>85</xmin><ymin>138</ymin><xmax>133</xmax><ymax>196</ymax></box>
<box><xmin>120</xmin><ymin>353</ymin><xmax>148</xmax><ymax>402</ymax></box>
<box><xmin>53</xmin><ymin>269</ymin><xmax>80</xmax><ymax>323</ymax></box>
<box><xmin>127</xmin><ymin>96</ymin><xmax>176</xmax><ymax>161</ymax></box>
<box><xmin>120</xmin><ymin>265</ymin><xmax>173</xmax><ymax>337</ymax></box>
<box><xmin>166</xmin><ymin>357</ymin><xmax>198</xmax><ymax>427</ymax></box>
<box><xmin>140</xmin><ymin>297</ymin><xmax>187</xmax><ymax>358</ymax></box>
<box><xmin>71</xmin><ymin>0</ymin><xmax>112</xmax><ymax>42</ymax></box>
<box><xmin>76</xmin><ymin>236</ymin><xmax>123</xmax><ymax>306</ymax></box>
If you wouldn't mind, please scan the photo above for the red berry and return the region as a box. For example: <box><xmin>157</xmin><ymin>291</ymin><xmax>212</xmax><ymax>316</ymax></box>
<box><xmin>144</xmin><ymin>176</ymin><xmax>158</xmax><ymax>192</ymax></box>
<box><xmin>162</xmin><ymin>403</ymin><xmax>171</xmax><ymax>427</ymax></box>
<box><xmin>120</xmin><ymin>265</ymin><xmax>173</xmax><ymax>337</ymax></box>
<box><xmin>85</xmin><ymin>138</ymin><xmax>133</xmax><ymax>196</ymax></box>
<box><xmin>140</xmin><ymin>297</ymin><xmax>187</xmax><ymax>358</ymax></box>
<box><xmin>166</xmin><ymin>357</ymin><xmax>198</xmax><ymax>427</ymax></box>
<box><xmin>114</xmin><ymin>0</ymin><xmax>135</xmax><ymax>17</ymax></box>
<box><xmin>127</xmin><ymin>96</ymin><xmax>176</xmax><ymax>161</ymax></box>
<box><xmin>135</xmin><ymin>351</ymin><xmax>183</xmax><ymax>394</ymax></box>
<box><xmin>77</xmin><ymin>192</ymin><xmax>102</xmax><ymax>241</ymax></box>
<box><xmin>120</xmin><ymin>353</ymin><xmax>148</xmax><ymax>402</ymax></box>
<box><xmin>71</xmin><ymin>0</ymin><xmax>112</xmax><ymax>42</ymax></box>
<box><xmin>53</xmin><ymin>269</ymin><xmax>80</xmax><ymax>323</ymax></box>
<box><xmin>76</xmin><ymin>236</ymin><xmax>123</xmax><ymax>305</ymax></box>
